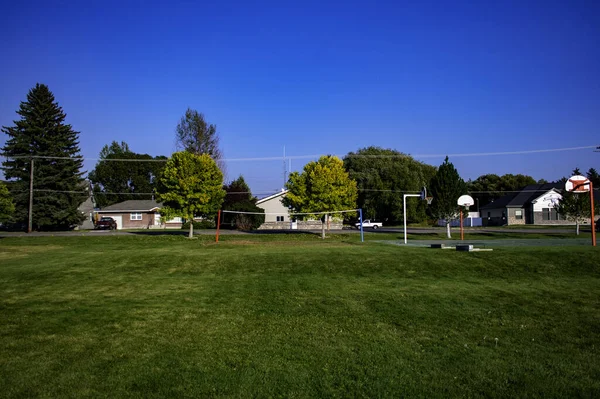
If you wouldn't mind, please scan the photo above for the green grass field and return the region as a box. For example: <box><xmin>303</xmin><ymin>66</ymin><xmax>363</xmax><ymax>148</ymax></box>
<box><xmin>1</xmin><ymin>234</ymin><xmax>599</xmax><ymax>397</ymax></box>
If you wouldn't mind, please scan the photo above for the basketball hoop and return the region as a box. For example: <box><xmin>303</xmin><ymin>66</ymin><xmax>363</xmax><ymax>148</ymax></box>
<box><xmin>565</xmin><ymin>175</ymin><xmax>590</xmax><ymax>193</ymax></box>
<box><xmin>426</xmin><ymin>196</ymin><xmax>433</xmax><ymax>205</ymax></box>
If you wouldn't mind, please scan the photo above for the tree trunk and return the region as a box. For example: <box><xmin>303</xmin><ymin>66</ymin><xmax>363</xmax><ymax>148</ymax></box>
<box><xmin>576</xmin><ymin>221</ymin><xmax>580</xmax><ymax>236</ymax></box>
<box><xmin>189</xmin><ymin>221</ymin><xmax>194</xmax><ymax>238</ymax></box>
<box><xmin>446</xmin><ymin>222</ymin><xmax>452</xmax><ymax>239</ymax></box>
<box><xmin>322</xmin><ymin>220</ymin><xmax>326</xmax><ymax>240</ymax></box>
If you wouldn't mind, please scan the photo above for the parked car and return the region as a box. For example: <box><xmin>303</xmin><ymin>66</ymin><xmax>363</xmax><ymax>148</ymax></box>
<box><xmin>94</xmin><ymin>216</ymin><xmax>117</xmax><ymax>230</ymax></box>
<box><xmin>355</xmin><ymin>219</ymin><xmax>383</xmax><ymax>229</ymax></box>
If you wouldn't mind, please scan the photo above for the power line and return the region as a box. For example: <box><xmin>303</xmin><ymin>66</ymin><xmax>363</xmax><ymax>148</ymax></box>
<box><xmin>10</xmin><ymin>187</ymin><xmax>597</xmax><ymax>196</ymax></box>
<box><xmin>2</xmin><ymin>144</ymin><xmax>598</xmax><ymax>163</ymax></box>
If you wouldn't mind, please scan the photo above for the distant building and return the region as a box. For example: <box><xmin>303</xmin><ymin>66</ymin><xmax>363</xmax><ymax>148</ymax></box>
<box><xmin>76</xmin><ymin>181</ymin><xmax>96</xmax><ymax>230</ymax></box>
<box><xmin>95</xmin><ymin>200</ymin><xmax>182</xmax><ymax>229</ymax></box>
<box><xmin>479</xmin><ymin>183</ymin><xmax>597</xmax><ymax>226</ymax></box>
<box><xmin>255</xmin><ymin>190</ymin><xmax>342</xmax><ymax>230</ymax></box>
<box><xmin>256</xmin><ymin>190</ymin><xmax>290</xmax><ymax>223</ymax></box>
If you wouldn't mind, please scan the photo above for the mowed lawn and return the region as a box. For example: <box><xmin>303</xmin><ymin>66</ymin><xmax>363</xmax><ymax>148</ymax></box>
<box><xmin>1</xmin><ymin>235</ymin><xmax>599</xmax><ymax>397</ymax></box>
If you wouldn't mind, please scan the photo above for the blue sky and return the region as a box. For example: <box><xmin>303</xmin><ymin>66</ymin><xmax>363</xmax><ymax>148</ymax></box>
<box><xmin>1</xmin><ymin>0</ymin><xmax>599</xmax><ymax>195</ymax></box>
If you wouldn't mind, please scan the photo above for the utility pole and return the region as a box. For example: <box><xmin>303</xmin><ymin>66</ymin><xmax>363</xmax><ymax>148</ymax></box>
<box><xmin>28</xmin><ymin>158</ymin><xmax>34</xmax><ymax>233</ymax></box>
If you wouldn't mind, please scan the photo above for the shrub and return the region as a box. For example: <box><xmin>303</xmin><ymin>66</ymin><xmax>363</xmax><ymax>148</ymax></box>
<box><xmin>181</xmin><ymin>219</ymin><xmax>215</xmax><ymax>230</ymax></box>
<box><xmin>222</xmin><ymin>201</ymin><xmax>265</xmax><ymax>230</ymax></box>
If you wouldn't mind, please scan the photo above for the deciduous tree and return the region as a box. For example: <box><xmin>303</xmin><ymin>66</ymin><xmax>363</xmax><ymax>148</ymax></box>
<box><xmin>155</xmin><ymin>152</ymin><xmax>225</xmax><ymax>238</ymax></box>
<box><xmin>467</xmin><ymin>173</ymin><xmax>536</xmax><ymax>208</ymax></box>
<box><xmin>175</xmin><ymin>108</ymin><xmax>225</xmax><ymax>174</ymax></box>
<box><xmin>283</xmin><ymin>156</ymin><xmax>358</xmax><ymax>229</ymax></box>
<box><xmin>429</xmin><ymin>157</ymin><xmax>467</xmax><ymax>238</ymax></box>
<box><xmin>1</xmin><ymin>84</ymin><xmax>85</xmax><ymax>230</ymax></box>
<box><xmin>556</xmin><ymin>168</ymin><xmax>598</xmax><ymax>235</ymax></box>
<box><xmin>88</xmin><ymin>141</ymin><xmax>166</xmax><ymax>207</ymax></box>
<box><xmin>344</xmin><ymin>147</ymin><xmax>436</xmax><ymax>224</ymax></box>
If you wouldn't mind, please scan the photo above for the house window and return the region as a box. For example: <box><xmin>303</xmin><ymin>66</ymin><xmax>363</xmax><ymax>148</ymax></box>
<box><xmin>542</xmin><ymin>208</ymin><xmax>559</xmax><ymax>221</ymax></box>
<box><xmin>515</xmin><ymin>210</ymin><xmax>523</xmax><ymax>220</ymax></box>
<box><xmin>542</xmin><ymin>208</ymin><xmax>550</xmax><ymax>221</ymax></box>
<box><xmin>130</xmin><ymin>213</ymin><xmax>142</xmax><ymax>221</ymax></box>
<box><xmin>276</xmin><ymin>216</ymin><xmax>284</xmax><ymax>222</ymax></box>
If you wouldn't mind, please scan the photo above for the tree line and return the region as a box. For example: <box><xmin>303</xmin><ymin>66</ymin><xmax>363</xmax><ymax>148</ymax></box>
<box><xmin>1</xmin><ymin>83</ymin><xmax>597</xmax><ymax>235</ymax></box>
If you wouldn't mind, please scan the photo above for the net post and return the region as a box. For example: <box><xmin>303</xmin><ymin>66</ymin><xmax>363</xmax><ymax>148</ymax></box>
<box><xmin>359</xmin><ymin>208</ymin><xmax>364</xmax><ymax>243</ymax></box>
<box><xmin>590</xmin><ymin>182</ymin><xmax>596</xmax><ymax>247</ymax></box>
<box><xmin>403</xmin><ymin>195</ymin><xmax>408</xmax><ymax>244</ymax></box>
<box><xmin>216</xmin><ymin>210</ymin><xmax>221</xmax><ymax>243</ymax></box>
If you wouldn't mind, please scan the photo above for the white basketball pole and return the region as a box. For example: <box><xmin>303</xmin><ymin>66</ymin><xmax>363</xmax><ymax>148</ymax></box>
<box><xmin>403</xmin><ymin>193</ymin><xmax>421</xmax><ymax>244</ymax></box>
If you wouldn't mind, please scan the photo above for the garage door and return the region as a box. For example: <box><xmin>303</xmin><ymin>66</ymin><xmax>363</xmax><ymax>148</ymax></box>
<box><xmin>112</xmin><ymin>215</ymin><xmax>123</xmax><ymax>230</ymax></box>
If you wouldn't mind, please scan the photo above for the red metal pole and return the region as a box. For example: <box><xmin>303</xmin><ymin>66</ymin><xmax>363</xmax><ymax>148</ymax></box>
<box><xmin>216</xmin><ymin>210</ymin><xmax>221</xmax><ymax>243</ymax></box>
<box><xmin>590</xmin><ymin>182</ymin><xmax>596</xmax><ymax>247</ymax></box>
<box><xmin>460</xmin><ymin>209</ymin><xmax>464</xmax><ymax>241</ymax></box>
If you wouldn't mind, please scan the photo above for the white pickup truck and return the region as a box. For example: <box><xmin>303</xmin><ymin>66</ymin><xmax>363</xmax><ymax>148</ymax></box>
<box><xmin>356</xmin><ymin>220</ymin><xmax>383</xmax><ymax>229</ymax></box>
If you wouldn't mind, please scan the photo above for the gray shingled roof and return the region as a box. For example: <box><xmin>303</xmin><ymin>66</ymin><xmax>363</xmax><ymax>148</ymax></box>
<box><xmin>480</xmin><ymin>183</ymin><xmax>563</xmax><ymax>210</ymax></box>
<box><xmin>100</xmin><ymin>200</ymin><xmax>162</xmax><ymax>211</ymax></box>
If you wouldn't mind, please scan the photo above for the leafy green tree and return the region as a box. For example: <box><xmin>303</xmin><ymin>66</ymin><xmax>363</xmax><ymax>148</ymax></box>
<box><xmin>88</xmin><ymin>141</ymin><xmax>167</xmax><ymax>207</ymax></box>
<box><xmin>556</xmin><ymin>168</ymin><xmax>598</xmax><ymax>235</ymax></box>
<box><xmin>155</xmin><ymin>152</ymin><xmax>225</xmax><ymax>238</ymax></box>
<box><xmin>0</xmin><ymin>181</ymin><xmax>15</xmax><ymax>224</ymax></box>
<box><xmin>556</xmin><ymin>191</ymin><xmax>596</xmax><ymax>235</ymax></box>
<box><xmin>467</xmin><ymin>173</ymin><xmax>536</xmax><ymax>208</ymax></box>
<box><xmin>429</xmin><ymin>157</ymin><xmax>467</xmax><ymax>238</ymax></box>
<box><xmin>175</xmin><ymin>108</ymin><xmax>225</xmax><ymax>174</ymax></box>
<box><xmin>1</xmin><ymin>84</ymin><xmax>85</xmax><ymax>230</ymax></box>
<box><xmin>344</xmin><ymin>147</ymin><xmax>436</xmax><ymax>224</ymax></box>
<box><xmin>222</xmin><ymin>176</ymin><xmax>265</xmax><ymax>230</ymax></box>
<box><xmin>283</xmin><ymin>156</ymin><xmax>358</xmax><ymax>228</ymax></box>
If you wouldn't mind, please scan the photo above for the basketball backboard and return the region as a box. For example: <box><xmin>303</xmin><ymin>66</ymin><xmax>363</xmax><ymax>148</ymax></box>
<box><xmin>565</xmin><ymin>175</ymin><xmax>590</xmax><ymax>193</ymax></box>
<box><xmin>457</xmin><ymin>194</ymin><xmax>474</xmax><ymax>207</ymax></box>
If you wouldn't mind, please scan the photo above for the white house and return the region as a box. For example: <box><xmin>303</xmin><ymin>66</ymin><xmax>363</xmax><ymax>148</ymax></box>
<box><xmin>255</xmin><ymin>190</ymin><xmax>342</xmax><ymax>230</ymax></box>
<box><xmin>480</xmin><ymin>183</ymin><xmax>570</xmax><ymax>226</ymax></box>
<box><xmin>256</xmin><ymin>190</ymin><xmax>290</xmax><ymax>225</ymax></box>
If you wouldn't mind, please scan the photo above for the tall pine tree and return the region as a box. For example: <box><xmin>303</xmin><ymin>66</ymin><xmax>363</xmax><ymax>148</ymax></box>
<box><xmin>1</xmin><ymin>84</ymin><xmax>85</xmax><ymax>230</ymax></box>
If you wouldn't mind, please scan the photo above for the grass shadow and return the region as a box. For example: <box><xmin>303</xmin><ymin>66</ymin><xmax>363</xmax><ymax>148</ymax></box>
<box><xmin>128</xmin><ymin>230</ymin><xmax>190</xmax><ymax>237</ymax></box>
<box><xmin>242</xmin><ymin>229</ymin><xmax>324</xmax><ymax>237</ymax></box>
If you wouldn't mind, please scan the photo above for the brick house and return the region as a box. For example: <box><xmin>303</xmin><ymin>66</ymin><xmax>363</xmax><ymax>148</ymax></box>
<box><xmin>95</xmin><ymin>200</ymin><xmax>182</xmax><ymax>229</ymax></box>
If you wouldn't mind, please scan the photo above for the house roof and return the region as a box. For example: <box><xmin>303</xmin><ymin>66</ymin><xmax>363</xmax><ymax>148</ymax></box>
<box><xmin>256</xmin><ymin>190</ymin><xmax>288</xmax><ymax>205</ymax></box>
<box><xmin>479</xmin><ymin>183</ymin><xmax>564</xmax><ymax>210</ymax></box>
<box><xmin>479</xmin><ymin>193</ymin><xmax>519</xmax><ymax>210</ymax></box>
<box><xmin>98</xmin><ymin>200</ymin><xmax>161</xmax><ymax>212</ymax></box>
